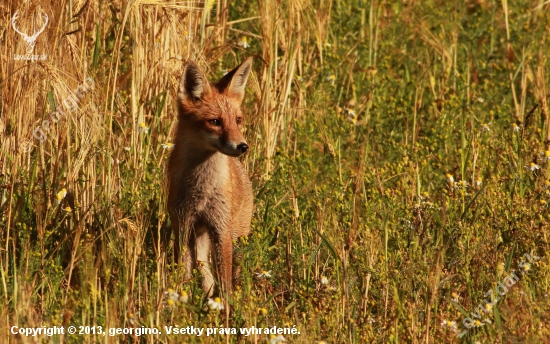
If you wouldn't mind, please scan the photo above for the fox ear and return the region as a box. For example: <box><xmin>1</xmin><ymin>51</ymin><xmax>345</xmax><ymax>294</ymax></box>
<box><xmin>217</xmin><ymin>57</ymin><xmax>253</xmax><ymax>103</ymax></box>
<box><xmin>179</xmin><ymin>61</ymin><xmax>210</xmax><ymax>103</ymax></box>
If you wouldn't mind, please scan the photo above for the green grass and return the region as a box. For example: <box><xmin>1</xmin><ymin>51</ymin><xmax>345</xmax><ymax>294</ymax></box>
<box><xmin>1</xmin><ymin>0</ymin><xmax>550</xmax><ymax>342</ymax></box>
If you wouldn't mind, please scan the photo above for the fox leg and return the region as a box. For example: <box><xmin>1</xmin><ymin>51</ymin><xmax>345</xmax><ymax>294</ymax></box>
<box><xmin>195</xmin><ymin>225</ymin><xmax>215</xmax><ymax>296</ymax></box>
<box><xmin>212</xmin><ymin>230</ymin><xmax>234</xmax><ymax>295</ymax></box>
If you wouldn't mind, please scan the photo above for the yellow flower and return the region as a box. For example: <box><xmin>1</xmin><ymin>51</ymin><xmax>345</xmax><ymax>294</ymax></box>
<box><xmin>326</xmin><ymin>75</ymin><xmax>336</xmax><ymax>86</ymax></box>
<box><xmin>63</xmin><ymin>206</ymin><xmax>72</xmax><ymax>212</ymax></box>
<box><xmin>258</xmin><ymin>307</ymin><xmax>268</xmax><ymax>315</ymax></box>
<box><xmin>161</xmin><ymin>142</ymin><xmax>174</xmax><ymax>149</ymax></box>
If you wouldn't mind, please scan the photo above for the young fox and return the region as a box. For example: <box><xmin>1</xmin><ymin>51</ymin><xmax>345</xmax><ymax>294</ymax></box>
<box><xmin>168</xmin><ymin>58</ymin><xmax>254</xmax><ymax>296</ymax></box>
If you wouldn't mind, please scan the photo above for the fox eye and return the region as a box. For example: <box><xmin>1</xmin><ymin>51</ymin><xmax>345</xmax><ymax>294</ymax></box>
<box><xmin>208</xmin><ymin>119</ymin><xmax>222</xmax><ymax>126</ymax></box>
<box><xmin>236</xmin><ymin>117</ymin><xmax>242</xmax><ymax>125</ymax></box>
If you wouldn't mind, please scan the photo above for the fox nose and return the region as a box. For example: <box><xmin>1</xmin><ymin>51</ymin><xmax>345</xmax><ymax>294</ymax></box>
<box><xmin>237</xmin><ymin>143</ymin><xmax>248</xmax><ymax>154</ymax></box>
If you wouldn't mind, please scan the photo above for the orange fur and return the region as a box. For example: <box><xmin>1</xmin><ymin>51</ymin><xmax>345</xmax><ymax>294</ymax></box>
<box><xmin>167</xmin><ymin>58</ymin><xmax>254</xmax><ymax>296</ymax></box>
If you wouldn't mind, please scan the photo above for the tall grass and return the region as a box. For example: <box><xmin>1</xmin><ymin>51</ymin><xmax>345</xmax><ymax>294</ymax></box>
<box><xmin>1</xmin><ymin>0</ymin><xmax>550</xmax><ymax>342</ymax></box>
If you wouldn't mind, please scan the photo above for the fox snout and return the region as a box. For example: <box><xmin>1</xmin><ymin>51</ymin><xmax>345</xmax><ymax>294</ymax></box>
<box><xmin>219</xmin><ymin>140</ymin><xmax>248</xmax><ymax>157</ymax></box>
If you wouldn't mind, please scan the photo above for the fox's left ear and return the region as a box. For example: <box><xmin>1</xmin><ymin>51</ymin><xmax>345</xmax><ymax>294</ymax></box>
<box><xmin>217</xmin><ymin>57</ymin><xmax>253</xmax><ymax>103</ymax></box>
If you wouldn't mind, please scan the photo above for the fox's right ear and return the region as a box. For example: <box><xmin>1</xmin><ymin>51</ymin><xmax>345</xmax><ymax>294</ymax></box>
<box><xmin>179</xmin><ymin>61</ymin><xmax>210</xmax><ymax>103</ymax></box>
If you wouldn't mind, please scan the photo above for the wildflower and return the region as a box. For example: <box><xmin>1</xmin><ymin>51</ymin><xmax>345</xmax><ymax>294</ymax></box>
<box><xmin>525</xmin><ymin>163</ymin><xmax>540</xmax><ymax>172</ymax></box>
<box><xmin>545</xmin><ymin>151</ymin><xmax>550</xmax><ymax>161</ymax></box>
<box><xmin>326</xmin><ymin>75</ymin><xmax>336</xmax><ymax>86</ymax></box>
<box><xmin>139</xmin><ymin>122</ymin><xmax>149</xmax><ymax>134</ymax></box>
<box><xmin>179</xmin><ymin>290</ymin><xmax>189</xmax><ymax>303</ymax></box>
<box><xmin>456</xmin><ymin>180</ymin><xmax>468</xmax><ymax>189</ymax></box>
<box><xmin>258</xmin><ymin>307</ymin><xmax>268</xmax><ymax>315</ymax></box>
<box><xmin>446</xmin><ymin>174</ymin><xmax>454</xmax><ymax>185</ymax></box>
<box><xmin>295</xmin><ymin>75</ymin><xmax>302</xmax><ymax>82</ymax></box>
<box><xmin>238</xmin><ymin>36</ymin><xmax>250</xmax><ymax>49</ymax></box>
<box><xmin>474</xmin><ymin>319</ymin><xmax>484</xmax><ymax>327</ymax></box>
<box><xmin>481</xmin><ymin>123</ymin><xmax>491</xmax><ymax>132</ymax></box>
<box><xmin>269</xmin><ymin>334</ymin><xmax>286</xmax><ymax>344</ymax></box>
<box><xmin>63</xmin><ymin>206</ymin><xmax>72</xmax><ymax>212</ymax></box>
<box><xmin>256</xmin><ymin>270</ymin><xmax>272</xmax><ymax>279</ymax></box>
<box><xmin>163</xmin><ymin>288</ymin><xmax>180</xmax><ymax>307</ymax></box>
<box><xmin>320</xmin><ymin>276</ymin><xmax>329</xmax><ymax>285</ymax></box>
<box><xmin>128</xmin><ymin>313</ymin><xmax>138</xmax><ymax>325</ymax></box>
<box><xmin>451</xmin><ymin>292</ymin><xmax>460</xmax><ymax>303</ymax></box>
<box><xmin>56</xmin><ymin>188</ymin><xmax>67</xmax><ymax>204</ymax></box>
<box><xmin>476</xmin><ymin>178</ymin><xmax>482</xmax><ymax>187</ymax></box>
<box><xmin>440</xmin><ymin>319</ymin><xmax>449</xmax><ymax>328</ymax></box>
<box><xmin>207</xmin><ymin>297</ymin><xmax>224</xmax><ymax>310</ymax></box>
<box><xmin>522</xmin><ymin>263</ymin><xmax>531</xmax><ymax>272</ymax></box>
<box><xmin>484</xmin><ymin>303</ymin><xmax>493</xmax><ymax>312</ymax></box>
<box><xmin>512</xmin><ymin>123</ymin><xmax>520</xmax><ymax>132</ymax></box>
<box><xmin>161</xmin><ymin>142</ymin><xmax>174</xmax><ymax>149</ymax></box>
<box><xmin>124</xmin><ymin>146</ymin><xmax>131</xmax><ymax>151</ymax></box>
<box><xmin>367</xmin><ymin>317</ymin><xmax>375</xmax><ymax>324</ymax></box>
<box><xmin>497</xmin><ymin>262</ymin><xmax>505</xmax><ymax>277</ymax></box>
<box><xmin>477</xmin><ymin>97</ymin><xmax>484</xmax><ymax>103</ymax></box>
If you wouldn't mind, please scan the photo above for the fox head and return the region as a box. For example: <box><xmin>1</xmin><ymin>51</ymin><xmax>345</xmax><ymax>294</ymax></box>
<box><xmin>177</xmin><ymin>57</ymin><xmax>253</xmax><ymax>157</ymax></box>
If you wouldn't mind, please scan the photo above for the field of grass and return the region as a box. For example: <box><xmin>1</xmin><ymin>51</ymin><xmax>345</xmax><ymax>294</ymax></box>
<box><xmin>2</xmin><ymin>0</ymin><xmax>550</xmax><ymax>342</ymax></box>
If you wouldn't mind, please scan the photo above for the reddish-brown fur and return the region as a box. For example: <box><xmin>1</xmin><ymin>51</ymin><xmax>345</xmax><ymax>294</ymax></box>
<box><xmin>167</xmin><ymin>58</ymin><xmax>254</xmax><ymax>297</ymax></box>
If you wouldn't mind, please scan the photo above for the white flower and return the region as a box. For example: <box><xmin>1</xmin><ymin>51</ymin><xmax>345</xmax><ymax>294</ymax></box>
<box><xmin>367</xmin><ymin>317</ymin><xmax>375</xmax><ymax>324</ymax></box>
<box><xmin>320</xmin><ymin>276</ymin><xmax>329</xmax><ymax>285</ymax></box>
<box><xmin>256</xmin><ymin>270</ymin><xmax>272</xmax><ymax>279</ymax></box>
<box><xmin>497</xmin><ymin>262</ymin><xmax>505</xmax><ymax>277</ymax></box>
<box><xmin>477</xmin><ymin>97</ymin><xmax>484</xmax><ymax>103</ymax></box>
<box><xmin>476</xmin><ymin>178</ymin><xmax>482</xmax><ymax>187</ymax></box>
<box><xmin>512</xmin><ymin>123</ymin><xmax>521</xmax><ymax>132</ymax></box>
<box><xmin>441</xmin><ymin>319</ymin><xmax>457</xmax><ymax>329</ymax></box>
<box><xmin>269</xmin><ymin>334</ymin><xmax>286</xmax><ymax>344</ymax></box>
<box><xmin>138</xmin><ymin>122</ymin><xmax>149</xmax><ymax>134</ymax></box>
<box><xmin>56</xmin><ymin>188</ymin><xmax>67</xmax><ymax>204</ymax></box>
<box><xmin>481</xmin><ymin>123</ymin><xmax>491</xmax><ymax>132</ymax></box>
<box><xmin>161</xmin><ymin>142</ymin><xmax>174</xmax><ymax>149</ymax></box>
<box><xmin>207</xmin><ymin>297</ymin><xmax>224</xmax><ymax>310</ymax></box>
<box><xmin>326</xmin><ymin>75</ymin><xmax>336</xmax><ymax>86</ymax></box>
<box><xmin>446</xmin><ymin>174</ymin><xmax>454</xmax><ymax>184</ymax></box>
<box><xmin>238</xmin><ymin>36</ymin><xmax>250</xmax><ymax>48</ymax></box>
<box><xmin>525</xmin><ymin>163</ymin><xmax>540</xmax><ymax>172</ymax></box>
<box><xmin>455</xmin><ymin>180</ymin><xmax>468</xmax><ymax>189</ymax></box>
<box><xmin>451</xmin><ymin>292</ymin><xmax>460</xmax><ymax>303</ymax></box>
<box><xmin>163</xmin><ymin>288</ymin><xmax>180</xmax><ymax>307</ymax></box>
<box><xmin>124</xmin><ymin>146</ymin><xmax>131</xmax><ymax>151</ymax></box>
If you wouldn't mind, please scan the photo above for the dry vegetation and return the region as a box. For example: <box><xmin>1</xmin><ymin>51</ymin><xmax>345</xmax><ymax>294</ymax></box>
<box><xmin>1</xmin><ymin>0</ymin><xmax>550</xmax><ymax>342</ymax></box>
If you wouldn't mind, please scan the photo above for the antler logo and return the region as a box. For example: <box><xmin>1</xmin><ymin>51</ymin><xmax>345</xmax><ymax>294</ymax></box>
<box><xmin>11</xmin><ymin>11</ymin><xmax>49</xmax><ymax>54</ymax></box>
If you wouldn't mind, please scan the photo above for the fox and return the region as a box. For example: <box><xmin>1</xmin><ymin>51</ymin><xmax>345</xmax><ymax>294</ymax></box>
<box><xmin>167</xmin><ymin>57</ymin><xmax>254</xmax><ymax>297</ymax></box>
